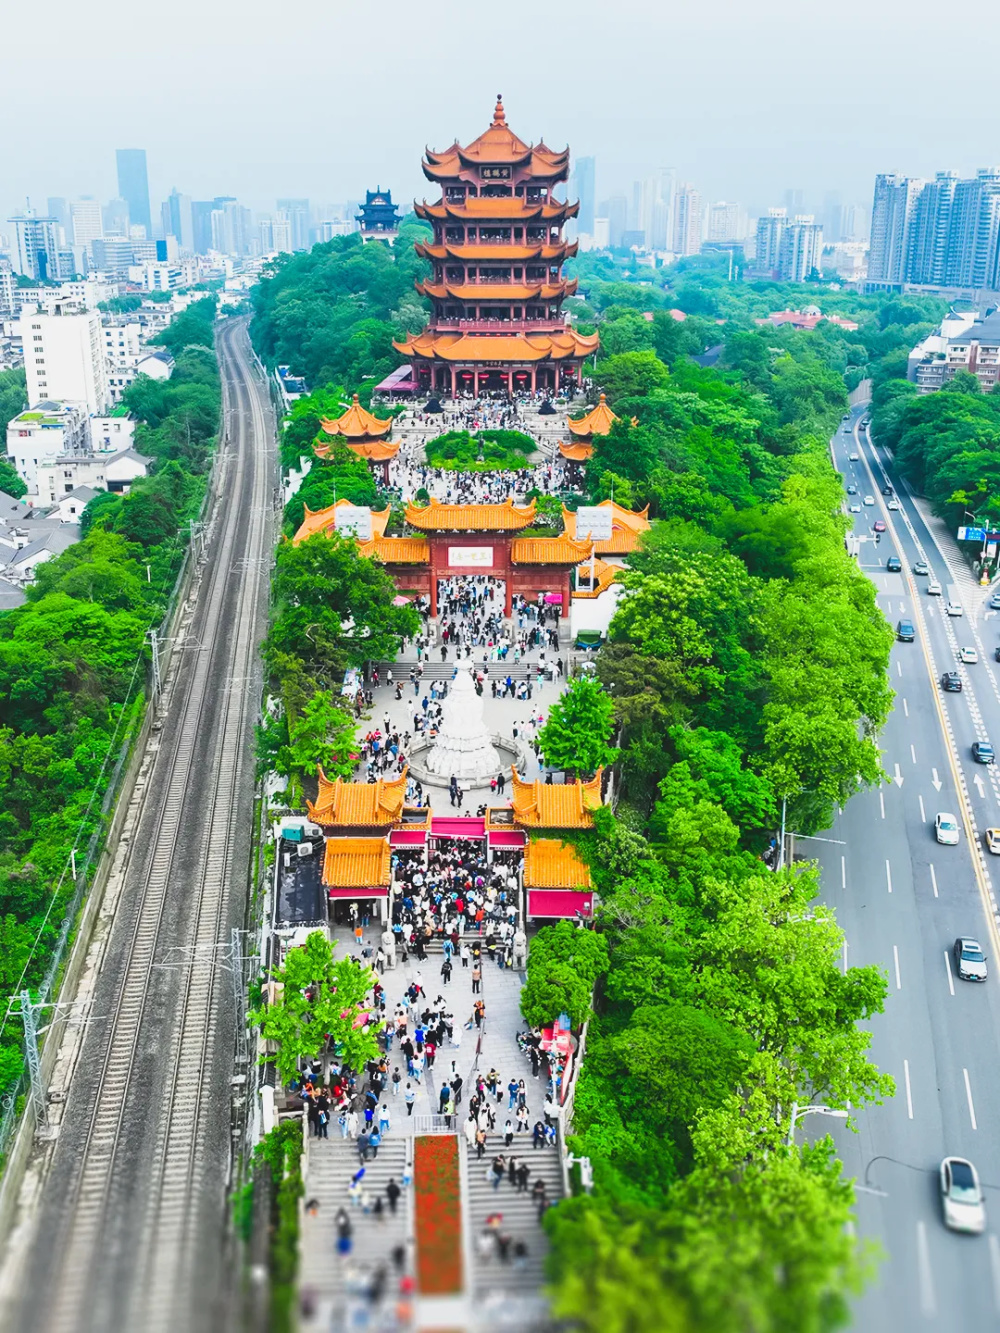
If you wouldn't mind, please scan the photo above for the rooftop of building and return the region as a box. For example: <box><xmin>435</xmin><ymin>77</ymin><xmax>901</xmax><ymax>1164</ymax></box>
<box><xmin>321</xmin><ymin>836</ymin><xmax>392</xmax><ymax>889</ymax></box>
<box><xmin>405</xmin><ymin>497</ymin><xmax>538</xmax><ymax>531</ymax></box>
<box><xmin>567</xmin><ymin>393</ymin><xmax>618</xmax><ymax>438</ymax></box>
<box><xmin>522</xmin><ymin>837</ymin><xmax>592</xmax><ymax>889</ymax></box>
<box><xmin>561</xmin><ymin>499</ymin><xmax>651</xmax><ymax>555</ymax></box>
<box><xmin>510</xmin><ymin>769</ymin><xmax>603</xmax><ymax>829</ymax></box>
<box><xmin>293</xmin><ymin>500</ymin><xmax>391</xmax><ymax>545</ymax></box>
<box><xmin>319</xmin><ymin>394</ymin><xmax>393</xmax><ymax>442</ymax></box>
<box><xmin>949</xmin><ymin>309</ymin><xmax>1000</xmax><ymax>344</ymax></box>
<box><xmin>422</xmin><ymin>97</ymin><xmax>569</xmax><ymax>180</ymax></box>
<box><xmin>307</xmin><ymin>769</ymin><xmax>408</xmax><ymax>828</ymax></box>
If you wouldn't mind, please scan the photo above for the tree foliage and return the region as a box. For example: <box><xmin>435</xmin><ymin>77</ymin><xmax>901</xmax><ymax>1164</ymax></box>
<box><xmin>538</xmin><ymin>675</ymin><xmax>619</xmax><ymax>777</ymax></box>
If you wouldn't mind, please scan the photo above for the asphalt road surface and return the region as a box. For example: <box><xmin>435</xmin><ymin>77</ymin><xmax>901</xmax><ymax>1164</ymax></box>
<box><xmin>1</xmin><ymin>318</ymin><xmax>274</xmax><ymax>1333</ymax></box>
<box><xmin>817</xmin><ymin>407</ymin><xmax>1000</xmax><ymax>1330</ymax></box>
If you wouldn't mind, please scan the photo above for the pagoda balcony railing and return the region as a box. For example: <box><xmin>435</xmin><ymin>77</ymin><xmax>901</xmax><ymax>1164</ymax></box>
<box><xmin>431</xmin><ymin>318</ymin><xmax>567</xmax><ymax>333</ymax></box>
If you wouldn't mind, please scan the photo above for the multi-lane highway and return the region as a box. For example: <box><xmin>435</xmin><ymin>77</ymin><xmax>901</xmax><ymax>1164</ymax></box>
<box><xmin>816</xmin><ymin>405</ymin><xmax>1000</xmax><ymax>1328</ymax></box>
<box><xmin>0</xmin><ymin>318</ymin><xmax>274</xmax><ymax>1333</ymax></box>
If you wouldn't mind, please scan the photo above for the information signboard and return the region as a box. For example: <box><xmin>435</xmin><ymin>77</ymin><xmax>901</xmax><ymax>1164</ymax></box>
<box><xmin>334</xmin><ymin>505</ymin><xmax>373</xmax><ymax>539</ymax></box>
<box><xmin>575</xmin><ymin>506</ymin><xmax>614</xmax><ymax>542</ymax></box>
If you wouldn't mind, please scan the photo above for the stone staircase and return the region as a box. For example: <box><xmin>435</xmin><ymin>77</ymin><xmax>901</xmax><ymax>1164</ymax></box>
<box><xmin>463</xmin><ymin>1133</ymin><xmax>563</xmax><ymax>1308</ymax></box>
<box><xmin>374</xmin><ymin>660</ymin><xmax>536</xmax><ymax>682</ymax></box>
<box><xmin>299</xmin><ymin>1130</ymin><xmax>412</xmax><ymax>1328</ymax></box>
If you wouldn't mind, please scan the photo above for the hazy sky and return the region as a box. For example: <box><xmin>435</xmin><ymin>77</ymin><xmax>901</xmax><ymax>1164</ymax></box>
<box><xmin>5</xmin><ymin>0</ymin><xmax>999</xmax><ymax>225</ymax></box>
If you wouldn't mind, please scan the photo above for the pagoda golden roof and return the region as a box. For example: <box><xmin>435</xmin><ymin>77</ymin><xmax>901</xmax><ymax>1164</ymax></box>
<box><xmin>567</xmin><ymin>393</ymin><xmax>619</xmax><ymax>438</ymax></box>
<box><xmin>393</xmin><ymin>329</ymin><xmax>599</xmax><ymax>364</ymax></box>
<box><xmin>415</xmin><ymin>198</ymin><xmax>578</xmax><ymax>224</ymax></box>
<box><xmin>343</xmin><ymin>438</ymin><xmax>401</xmax><ymax>462</ymax></box>
<box><xmin>559</xmin><ymin>440</ymin><xmax>594</xmax><ymax>462</ymax></box>
<box><xmin>510</xmin><ymin>535</ymin><xmax>593</xmax><ymax>564</ymax></box>
<box><xmin>415</xmin><ymin>242</ymin><xmax>578</xmax><ymax>263</ymax></box>
<box><xmin>511</xmin><ymin>769</ymin><xmax>603</xmax><ymax>829</ymax></box>
<box><xmin>574</xmin><ymin>557</ymin><xmax>621</xmax><ymax>599</ymax></box>
<box><xmin>523</xmin><ymin>838</ymin><xmax>592</xmax><ymax>889</ymax></box>
<box><xmin>322</xmin><ymin>836</ymin><xmax>392</xmax><ymax>889</ymax></box>
<box><xmin>319</xmin><ymin>394</ymin><xmax>393</xmax><ymax>442</ymax></box>
<box><xmin>561</xmin><ymin>500</ymin><xmax>651</xmax><ymax>556</ymax></box>
<box><xmin>422</xmin><ymin>98</ymin><xmax>570</xmax><ymax>178</ymax></box>
<box><xmin>309</xmin><ymin>769</ymin><xmax>408</xmax><ymax>827</ymax></box>
<box><xmin>404</xmin><ymin>497</ymin><xmax>536</xmax><ymax>531</ymax></box>
<box><xmin>292</xmin><ymin>500</ymin><xmax>390</xmax><ymax>545</ymax></box>
<box><xmin>356</xmin><ymin>535</ymin><xmax>429</xmax><ymax>564</ymax></box>
<box><xmin>417</xmin><ymin>280</ymin><xmax>576</xmax><ymax>303</ymax></box>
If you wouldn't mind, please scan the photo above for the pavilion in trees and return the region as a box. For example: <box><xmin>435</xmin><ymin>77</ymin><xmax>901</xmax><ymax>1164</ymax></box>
<box><xmin>315</xmin><ymin>394</ymin><xmax>401</xmax><ymax>483</ymax></box>
<box><xmin>393</xmin><ymin>96</ymin><xmax>599</xmax><ymax>396</ymax></box>
<box><xmin>356</xmin><ymin>188</ymin><xmax>401</xmax><ymax>244</ymax></box>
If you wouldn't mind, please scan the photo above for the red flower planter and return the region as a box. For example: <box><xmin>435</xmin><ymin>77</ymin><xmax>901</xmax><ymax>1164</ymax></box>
<box><xmin>414</xmin><ymin>1134</ymin><xmax>463</xmax><ymax>1295</ymax></box>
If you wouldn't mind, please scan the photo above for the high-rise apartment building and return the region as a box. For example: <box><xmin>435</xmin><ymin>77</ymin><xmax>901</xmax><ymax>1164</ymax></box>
<box><xmin>778</xmin><ymin>216</ymin><xmax>824</xmax><ymax>281</ymax></box>
<box><xmin>102</xmin><ymin>197</ymin><xmax>130</xmax><ymax>237</ymax></box>
<box><xmin>259</xmin><ymin>213</ymin><xmax>293</xmax><ymax>253</ymax></box>
<box><xmin>868</xmin><ymin>167</ymin><xmax>1000</xmax><ymax>291</ymax></box>
<box><xmin>755</xmin><ymin>209</ymin><xmax>786</xmax><ymax>274</ymax></box>
<box><xmin>47</xmin><ymin>197</ymin><xmax>70</xmax><ymax>233</ymax></box>
<box><xmin>161</xmin><ymin>188</ymin><xmax>194</xmax><ymax>250</ymax></box>
<box><xmin>115</xmin><ymin>149</ymin><xmax>151</xmax><ymax>239</ymax></box>
<box><xmin>21</xmin><ymin>302</ymin><xmax>109</xmax><ymax>415</ymax></box>
<box><xmin>869</xmin><ymin>173</ymin><xmax>925</xmax><ymax>284</ymax></box>
<box><xmin>0</xmin><ymin>261</ymin><xmax>14</xmax><ymax>318</ymax></box>
<box><xmin>276</xmin><ymin>199</ymin><xmax>310</xmax><ymax>251</ymax></box>
<box><xmin>708</xmin><ymin>201</ymin><xmax>746</xmax><ymax>242</ymax></box>
<box><xmin>7</xmin><ymin>210</ymin><xmax>63</xmax><ymax>280</ymax></box>
<box><xmin>599</xmin><ymin>195</ymin><xmax>628</xmax><ymax>249</ymax></box>
<box><xmin>71</xmin><ymin>199</ymin><xmax>104</xmax><ymax>253</ymax></box>
<box><xmin>672</xmin><ymin>184</ymin><xmax>703</xmax><ymax>255</ymax></box>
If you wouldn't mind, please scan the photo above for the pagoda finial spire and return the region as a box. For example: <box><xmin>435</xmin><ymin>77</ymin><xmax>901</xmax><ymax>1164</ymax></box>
<box><xmin>492</xmin><ymin>94</ymin><xmax>506</xmax><ymax>127</ymax></box>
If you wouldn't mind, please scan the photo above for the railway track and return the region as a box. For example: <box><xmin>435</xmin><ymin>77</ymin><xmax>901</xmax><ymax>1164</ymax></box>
<box><xmin>6</xmin><ymin>318</ymin><xmax>274</xmax><ymax>1333</ymax></box>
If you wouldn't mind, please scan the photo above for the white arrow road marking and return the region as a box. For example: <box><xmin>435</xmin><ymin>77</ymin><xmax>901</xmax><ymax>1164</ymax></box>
<box><xmin>975</xmin><ymin>774</ymin><xmax>987</xmax><ymax>797</ymax></box>
<box><xmin>931</xmin><ymin>769</ymin><xmax>942</xmax><ymax>791</ymax></box>
<box><xmin>894</xmin><ymin>763</ymin><xmax>904</xmax><ymax>787</ymax></box>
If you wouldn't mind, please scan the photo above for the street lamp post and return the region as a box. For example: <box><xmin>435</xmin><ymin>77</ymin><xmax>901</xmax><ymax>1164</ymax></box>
<box><xmin>787</xmin><ymin>1101</ymin><xmax>849</xmax><ymax>1146</ymax></box>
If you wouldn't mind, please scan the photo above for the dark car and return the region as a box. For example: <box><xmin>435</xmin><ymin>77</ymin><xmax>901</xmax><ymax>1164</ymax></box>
<box><xmin>954</xmin><ymin>937</ymin><xmax>988</xmax><ymax>982</ymax></box>
<box><xmin>874</xmin><ymin>519</ymin><xmax>887</xmax><ymax>533</ymax></box>
<box><xmin>882</xmin><ymin>485</ymin><xmax>894</xmax><ymax>496</ymax></box>
<box><xmin>973</xmin><ymin>740</ymin><xmax>995</xmax><ymax>763</ymax></box>
<box><xmin>994</xmin><ymin>646</ymin><xmax>1000</xmax><ymax>663</ymax></box>
<box><xmin>887</xmin><ymin>556</ymin><xmax>902</xmax><ymax>572</ymax></box>
<box><xmin>897</xmin><ymin>620</ymin><xmax>915</xmax><ymax>642</ymax></box>
<box><xmin>847</xmin><ymin>484</ymin><xmax>858</xmax><ymax>495</ymax></box>
<box><xmin>942</xmin><ymin>672</ymin><xmax>963</xmax><ymax>692</ymax></box>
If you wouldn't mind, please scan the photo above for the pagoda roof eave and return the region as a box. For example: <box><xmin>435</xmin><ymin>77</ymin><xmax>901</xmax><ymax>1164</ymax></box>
<box><xmin>567</xmin><ymin>393</ymin><xmax>619</xmax><ymax>437</ymax></box>
<box><xmin>404</xmin><ymin>497</ymin><xmax>537</xmax><ymax>531</ymax></box>
<box><xmin>319</xmin><ymin>393</ymin><xmax>393</xmax><ymax>441</ymax></box>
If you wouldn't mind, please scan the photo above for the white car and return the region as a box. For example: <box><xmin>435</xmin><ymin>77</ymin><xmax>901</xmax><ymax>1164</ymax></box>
<box><xmin>960</xmin><ymin>646</ymin><xmax>978</xmax><ymax>664</ymax></box>
<box><xmin>985</xmin><ymin>827</ymin><xmax>1000</xmax><ymax>854</ymax></box>
<box><xmin>863</xmin><ymin>495</ymin><xmax>875</xmax><ymax>506</ymax></box>
<box><xmin>849</xmin><ymin>452</ymin><xmax>859</xmax><ymax>461</ymax></box>
<box><xmin>941</xmin><ymin>1157</ymin><xmax>986</xmax><ymax>1234</ymax></box>
<box><xmin>887</xmin><ymin>499</ymin><xmax>901</xmax><ymax>510</ymax></box>
<box><xmin>849</xmin><ymin>503</ymin><xmax>862</xmax><ymax>513</ymax></box>
<box><xmin>946</xmin><ymin>602</ymin><xmax>964</xmax><ymax>616</ymax></box>
<box><xmin>928</xmin><ymin>581</ymin><xmax>942</xmax><ymax>595</ymax></box>
<box><xmin>935</xmin><ymin>812</ymin><xmax>960</xmax><ymax>845</ymax></box>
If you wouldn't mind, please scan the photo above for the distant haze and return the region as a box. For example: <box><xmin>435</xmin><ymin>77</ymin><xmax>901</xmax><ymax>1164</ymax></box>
<box><xmin>3</xmin><ymin>0</ymin><xmax>991</xmax><ymax>222</ymax></box>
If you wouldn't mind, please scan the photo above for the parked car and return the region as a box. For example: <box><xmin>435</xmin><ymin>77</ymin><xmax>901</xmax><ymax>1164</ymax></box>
<box><xmin>940</xmin><ymin>1157</ymin><xmax>986</xmax><ymax>1233</ymax></box>
<box><xmin>960</xmin><ymin>646</ymin><xmax>979</xmax><ymax>664</ymax></box>
<box><xmin>953</xmin><ymin>937</ymin><xmax>988</xmax><ymax>982</ymax></box>
<box><xmin>886</xmin><ymin>556</ymin><xmax>902</xmax><ymax>572</ymax></box>
<box><xmin>941</xmin><ymin>671</ymin><xmax>963</xmax><ymax>692</ymax></box>
<box><xmin>914</xmin><ymin>561</ymin><xmax>929</xmax><ymax>575</ymax></box>
<box><xmin>935</xmin><ymin>812</ymin><xmax>960</xmax><ymax>845</ymax></box>
<box><xmin>897</xmin><ymin>620</ymin><xmax>915</xmax><ymax>642</ymax></box>
<box><xmin>972</xmin><ymin>740</ymin><xmax>995</xmax><ymax>763</ymax></box>
<box><xmin>928</xmin><ymin>580</ymin><xmax>942</xmax><ymax>595</ymax></box>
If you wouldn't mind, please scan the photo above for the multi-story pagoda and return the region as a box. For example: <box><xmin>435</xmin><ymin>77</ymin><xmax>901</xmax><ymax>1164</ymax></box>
<box><xmin>356</xmin><ymin>188</ymin><xmax>401</xmax><ymax>245</ymax></box>
<box><xmin>394</xmin><ymin>96</ymin><xmax>599</xmax><ymax>397</ymax></box>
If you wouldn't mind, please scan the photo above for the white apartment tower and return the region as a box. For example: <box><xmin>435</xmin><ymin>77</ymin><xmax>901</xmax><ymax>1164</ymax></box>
<box><xmin>778</xmin><ymin>216</ymin><xmax>824</xmax><ymax>282</ymax></box>
<box><xmin>22</xmin><ymin>303</ymin><xmax>109</xmax><ymax>415</ymax></box>
<box><xmin>755</xmin><ymin>208</ymin><xmax>787</xmax><ymax>273</ymax></box>
<box><xmin>71</xmin><ymin>199</ymin><xmax>104</xmax><ymax>253</ymax></box>
<box><xmin>672</xmin><ymin>184</ymin><xmax>704</xmax><ymax>255</ymax></box>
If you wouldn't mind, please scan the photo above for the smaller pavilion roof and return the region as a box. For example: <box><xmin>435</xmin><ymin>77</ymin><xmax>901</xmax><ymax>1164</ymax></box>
<box><xmin>562</xmin><ymin>500</ymin><xmax>651</xmax><ymax>556</ymax></box>
<box><xmin>309</xmin><ymin>769</ymin><xmax>408</xmax><ymax>827</ymax></box>
<box><xmin>510</xmin><ymin>535</ymin><xmax>592</xmax><ymax>565</ymax></box>
<box><xmin>567</xmin><ymin>393</ymin><xmax>618</xmax><ymax>438</ymax></box>
<box><xmin>341</xmin><ymin>438</ymin><xmax>401</xmax><ymax>462</ymax></box>
<box><xmin>404</xmin><ymin>497</ymin><xmax>536</xmax><ymax>531</ymax></box>
<box><xmin>523</xmin><ymin>838</ymin><xmax>592</xmax><ymax>889</ymax></box>
<box><xmin>511</xmin><ymin>769</ymin><xmax>603</xmax><ymax>829</ymax></box>
<box><xmin>293</xmin><ymin>500</ymin><xmax>390</xmax><ymax>545</ymax></box>
<box><xmin>319</xmin><ymin>394</ymin><xmax>393</xmax><ymax>441</ymax></box>
<box><xmin>356</xmin><ymin>535</ymin><xmax>429</xmax><ymax>564</ymax></box>
<box><xmin>559</xmin><ymin>440</ymin><xmax>594</xmax><ymax>462</ymax></box>
<box><xmin>573</xmin><ymin>557</ymin><xmax>621</xmax><ymax>599</ymax></box>
<box><xmin>322</xmin><ymin>836</ymin><xmax>392</xmax><ymax>889</ymax></box>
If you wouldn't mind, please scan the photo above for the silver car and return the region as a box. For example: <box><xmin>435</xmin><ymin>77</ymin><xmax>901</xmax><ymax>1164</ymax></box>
<box><xmin>940</xmin><ymin>1157</ymin><xmax>986</xmax><ymax>1234</ymax></box>
<box><xmin>954</xmin><ymin>937</ymin><xmax>987</xmax><ymax>982</ymax></box>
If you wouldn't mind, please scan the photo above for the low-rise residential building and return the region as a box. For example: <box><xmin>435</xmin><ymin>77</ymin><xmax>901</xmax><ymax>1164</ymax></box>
<box><xmin>6</xmin><ymin>401</ymin><xmax>89</xmax><ymax>492</ymax></box>
<box><xmin>908</xmin><ymin>309</ymin><xmax>982</xmax><ymax>391</ymax></box>
<box><xmin>36</xmin><ymin>446</ymin><xmax>148</xmax><ymax>506</ymax></box>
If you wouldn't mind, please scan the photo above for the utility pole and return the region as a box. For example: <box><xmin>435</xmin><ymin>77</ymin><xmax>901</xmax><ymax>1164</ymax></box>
<box><xmin>231</xmin><ymin>928</ymin><xmax>248</xmax><ymax>1067</ymax></box>
<box><xmin>147</xmin><ymin>629</ymin><xmax>162</xmax><ymax>701</ymax></box>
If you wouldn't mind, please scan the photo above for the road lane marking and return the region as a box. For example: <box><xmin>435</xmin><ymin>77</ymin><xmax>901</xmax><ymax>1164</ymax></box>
<box><xmin>919</xmin><ymin>794</ymin><xmax>926</xmax><ymax>822</ymax></box>
<box><xmin>841</xmin><ymin>855</ymin><xmax>846</xmax><ymax>889</ymax></box>
<box><xmin>897</xmin><ymin>660</ymin><xmax>902</xmax><ymax>678</ymax></box>
<box><xmin>989</xmin><ymin>1234</ymin><xmax>1000</xmax><ymax>1312</ymax></box>
<box><xmin>964</xmin><ymin>1067</ymin><xmax>978</xmax><ymax>1130</ymax></box>
<box><xmin>930</xmin><ymin>864</ymin><xmax>939</xmax><ymax>898</ymax></box>
<box><xmin>886</xmin><ymin>860</ymin><xmax>893</xmax><ymax>893</ymax></box>
<box><xmin>893</xmin><ymin>945</ymin><xmax>901</xmax><ymax>990</ymax></box>
<box><xmin>903</xmin><ymin>1058</ymin><xmax>913</xmax><ymax>1117</ymax></box>
<box><xmin>916</xmin><ymin>1220</ymin><xmax>936</xmax><ymax>1316</ymax></box>
<box><xmin>903</xmin><ymin>697</ymin><xmax>909</xmax><ymax>717</ymax></box>
<box><xmin>944</xmin><ymin>951</ymin><xmax>955</xmax><ymax>994</ymax></box>
<box><xmin>911</xmin><ymin>744</ymin><xmax>917</xmax><ymax>764</ymax></box>
<box><xmin>880</xmin><ymin>790</ymin><xmax>886</xmax><ymax>819</ymax></box>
